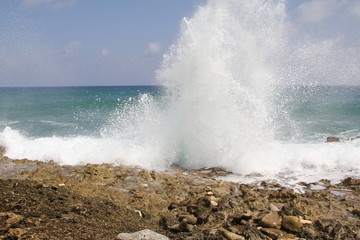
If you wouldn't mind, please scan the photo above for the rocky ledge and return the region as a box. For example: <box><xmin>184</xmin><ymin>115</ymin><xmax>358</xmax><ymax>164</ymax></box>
<box><xmin>0</xmin><ymin>147</ymin><xmax>359</xmax><ymax>240</ymax></box>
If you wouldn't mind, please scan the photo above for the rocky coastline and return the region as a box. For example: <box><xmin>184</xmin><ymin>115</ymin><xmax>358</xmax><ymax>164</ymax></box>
<box><xmin>0</xmin><ymin>146</ymin><xmax>359</xmax><ymax>239</ymax></box>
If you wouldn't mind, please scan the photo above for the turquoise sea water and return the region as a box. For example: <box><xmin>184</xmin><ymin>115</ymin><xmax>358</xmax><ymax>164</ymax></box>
<box><xmin>0</xmin><ymin>86</ymin><xmax>160</xmax><ymax>137</ymax></box>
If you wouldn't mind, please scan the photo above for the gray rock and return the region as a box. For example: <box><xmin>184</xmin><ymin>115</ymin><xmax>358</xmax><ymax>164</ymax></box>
<box><xmin>115</xmin><ymin>229</ymin><xmax>169</xmax><ymax>240</ymax></box>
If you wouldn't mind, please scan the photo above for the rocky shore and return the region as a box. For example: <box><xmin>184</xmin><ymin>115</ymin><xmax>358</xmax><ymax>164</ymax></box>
<box><xmin>0</xmin><ymin>146</ymin><xmax>359</xmax><ymax>239</ymax></box>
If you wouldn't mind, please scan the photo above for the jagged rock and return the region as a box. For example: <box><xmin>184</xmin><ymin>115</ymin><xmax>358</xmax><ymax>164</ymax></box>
<box><xmin>281</xmin><ymin>216</ymin><xmax>303</xmax><ymax>232</ymax></box>
<box><xmin>261</xmin><ymin>212</ymin><xmax>281</xmax><ymax>229</ymax></box>
<box><xmin>326</xmin><ymin>136</ymin><xmax>340</xmax><ymax>142</ymax></box>
<box><xmin>260</xmin><ymin>227</ymin><xmax>284</xmax><ymax>239</ymax></box>
<box><xmin>342</xmin><ymin>177</ymin><xmax>360</xmax><ymax>186</ymax></box>
<box><xmin>115</xmin><ymin>229</ymin><xmax>169</xmax><ymax>240</ymax></box>
<box><xmin>218</xmin><ymin>228</ymin><xmax>245</xmax><ymax>240</ymax></box>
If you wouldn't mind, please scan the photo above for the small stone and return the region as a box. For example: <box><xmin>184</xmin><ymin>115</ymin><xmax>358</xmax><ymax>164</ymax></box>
<box><xmin>115</xmin><ymin>229</ymin><xmax>169</xmax><ymax>240</ymax></box>
<box><xmin>218</xmin><ymin>228</ymin><xmax>245</xmax><ymax>240</ymax></box>
<box><xmin>58</xmin><ymin>183</ymin><xmax>65</xmax><ymax>187</ymax></box>
<box><xmin>260</xmin><ymin>227</ymin><xmax>284</xmax><ymax>239</ymax></box>
<box><xmin>281</xmin><ymin>216</ymin><xmax>303</xmax><ymax>232</ymax></box>
<box><xmin>269</xmin><ymin>203</ymin><xmax>280</xmax><ymax>212</ymax></box>
<box><xmin>299</xmin><ymin>219</ymin><xmax>312</xmax><ymax>225</ymax></box>
<box><xmin>206</xmin><ymin>191</ymin><xmax>214</xmax><ymax>196</ymax></box>
<box><xmin>210</xmin><ymin>200</ymin><xmax>218</xmax><ymax>207</ymax></box>
<box><xmin>261</xmin><ymin>212</ymin><xmax>281</xmax><ymax>229</ymax></box>
<box><xmin>179</xmin><ymin>214</ymin><xmax>197</xmax><ymax>225</ymax></box>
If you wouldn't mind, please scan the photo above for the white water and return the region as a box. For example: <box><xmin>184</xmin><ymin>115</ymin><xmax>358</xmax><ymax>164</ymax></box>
<box><xmin>1</xmin><ymin>0</ymin><xmax>360</xmax><ymax>185</ymax></box>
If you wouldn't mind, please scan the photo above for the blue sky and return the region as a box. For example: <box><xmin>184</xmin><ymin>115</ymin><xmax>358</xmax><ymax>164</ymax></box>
<box><xmin>0</xmin><ymin>0</ymin><xmax>359</xmax><ymax>87</ymax></box>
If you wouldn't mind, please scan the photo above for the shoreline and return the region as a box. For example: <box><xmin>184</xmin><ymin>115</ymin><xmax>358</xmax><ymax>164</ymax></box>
<box><xmin>0</xmin><ymin>147</ymin><xmax>359</xmax><ymax>239</ymax></box>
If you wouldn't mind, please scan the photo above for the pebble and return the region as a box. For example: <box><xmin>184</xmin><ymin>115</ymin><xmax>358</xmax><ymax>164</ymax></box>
<box><xmin>261</xmin><ymin>211</ymin><xmax>282</xmax><ymax>229</ymax></box>
<box><xmin>281</xmin><ymin>216</ymin><xmax>303</xmax><ymax>232</ymax></box>
<box><xmin>179</xmin><ymin>214</ymin><xmax>198</xmax><ymax>225</ymax></box>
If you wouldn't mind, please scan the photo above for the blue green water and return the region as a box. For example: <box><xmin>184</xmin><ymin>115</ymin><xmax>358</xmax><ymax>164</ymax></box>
<box><xmin>0</xmin><ymin>86</ymin><xmax>161</xmax><ymax>137</ymax></box>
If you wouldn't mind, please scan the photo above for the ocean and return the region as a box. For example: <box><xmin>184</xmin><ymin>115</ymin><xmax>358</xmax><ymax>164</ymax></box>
<box><xmin>1</xmin><ymin>0</ymin><xmax>359</xmax><ymax>187</ymax></box>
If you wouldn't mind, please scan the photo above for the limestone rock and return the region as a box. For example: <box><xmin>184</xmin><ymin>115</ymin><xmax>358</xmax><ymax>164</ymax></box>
<box><xmin>261</xmin><ymin>212</ymin><xmax>281</xmax><ymax>229</ymax></box>
<box><xmin>281</xmin><ymin>216</ymin><xmax>303</xmax><ymax>232</ymax></box>
<box><xmin>115</xmin><ymin>229</ymin><xmax>169</xmax><ymax>240</ymax></box>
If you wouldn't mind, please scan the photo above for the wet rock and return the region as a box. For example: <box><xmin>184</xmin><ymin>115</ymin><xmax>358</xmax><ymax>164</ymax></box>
<box><xmin>342</xmin><ymin>177</ymin><xmax>360</xmax><ymax>186</ymax></box>
<box><xmin>326</xmin><ymin>136</ymin><xmax>340</xmax><ymax>142</ymax></box>
<box><xmin>260</xmin><ymin>227</ymin><xmax>284</xmax><ymax>239</ymax></box>
<box><xmin>260</xmin><ymin>211</ymin><xmax>281</xmax><ymax>229</ymax></box>
<box><xmin>349</xmin><ymin>136</ymin><xmax>360</xmax><ymax>141</ymax></box>
<box><xmin>115</xmin><ymin>229</ymin><xmax>169</xmax><ymax>240</ymax></box>
<box><xmin>218</xmin><ymin>228</ymin><xmax>245</xmax><ymax>240</ymax></box>
<box><xmin>281</xmin><ymin>216</ymin><xmax>303</xmax><ymax>232</ymax></box>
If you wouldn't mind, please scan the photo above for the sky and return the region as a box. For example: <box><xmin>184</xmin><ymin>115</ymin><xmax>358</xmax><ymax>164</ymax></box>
<box><xmin>0</xmin><ymin>0</ymin><xmax>359</xmax><ymax>87</ymax></box>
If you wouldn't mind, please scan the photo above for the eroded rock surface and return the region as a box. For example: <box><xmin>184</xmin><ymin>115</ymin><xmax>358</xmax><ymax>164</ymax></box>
<box><xmin>0</xmin><ymin>146</ymin><xmax>359</xmax><ymax>239</ymax></box>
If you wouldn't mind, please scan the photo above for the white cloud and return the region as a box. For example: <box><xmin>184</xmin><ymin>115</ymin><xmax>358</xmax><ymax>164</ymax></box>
<box><xmin>20</xmin><ymin>0</ymin><xmax>52</xmax><ymax>9</ymax></box>
<box><xmin>296</xmin><ymin>0</ymin><xmax>345</xmax><ymax>23</ymax></box>
<box><xmin>64</xmin><ymin>40</ymin><xmax>82</xmax><ymax>56</ymax></box>
<box><xmin>101</xmin><ymin>48</ymin><xmax>109</xmax><ymax>56</ymax></box>
<box><xmin>145</xmin><ymin>42</ymin><xmax>162</xmax><ymax>56</ymax></box>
